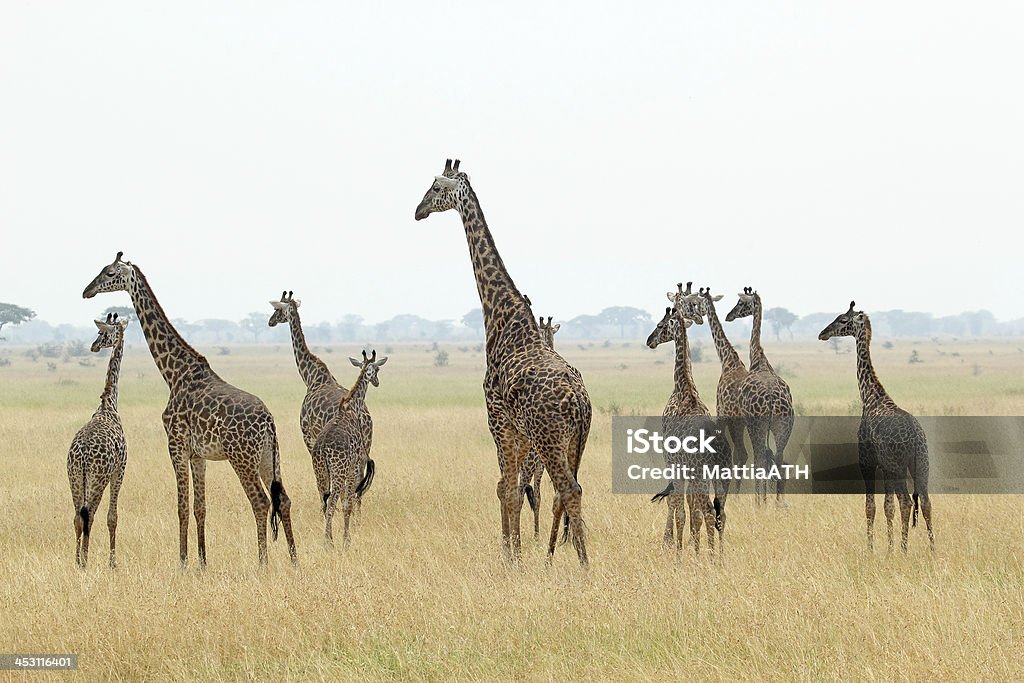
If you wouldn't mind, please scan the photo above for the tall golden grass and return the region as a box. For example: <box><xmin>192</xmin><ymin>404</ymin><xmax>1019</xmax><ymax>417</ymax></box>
<box><xmin>1</xmin><ymin>339</ymin><xmax>1021</xmax><ymax>680</ymax></box>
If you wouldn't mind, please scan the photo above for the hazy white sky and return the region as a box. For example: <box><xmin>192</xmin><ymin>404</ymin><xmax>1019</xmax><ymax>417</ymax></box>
<box><xmin>1</xmin><ymin>2</ymin><xmax>1020</xmax><ymax>326</ymax></box>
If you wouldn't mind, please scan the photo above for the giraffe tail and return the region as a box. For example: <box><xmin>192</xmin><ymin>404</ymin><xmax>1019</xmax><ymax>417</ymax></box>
<box><xmin>713</xmin><ymin>497</ymin><xmax>723</xmax><ymax>530</ymax></box>
<box><xmin>912</xmin><ymin>491</ymin><xmax>919</xmax><ymax>528</ymax></box>
<box><xmin>651</xmin><ymin>481</ymin><xmax>674</xmax><ymax>503</ymax></box>
<box><xmin>78</xmin><ymin>506</ymin><xmax>91</xmax><ymax>536</ymax></box>
<box><xmin>524</xmin><ymin>484</ymin><xmax>538</xmax><ymax>514</ymax></box>
<box><xmin>355</xmin><ymin>459</ymin><xmax>375</xmax><ymax>498</ymax></box>
<box><xmin>270</xmin><ymin>481</ymin><xmax>283</xmax><ymax>542</ymax></box>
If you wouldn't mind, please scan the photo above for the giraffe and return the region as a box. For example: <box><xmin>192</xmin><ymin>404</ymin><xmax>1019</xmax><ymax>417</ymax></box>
<box><xmin>726</xmin><ymin>287</ymin><xmax>795</xmax><ymax>505</ymax></box>
<box><xmin>700</xmin><ymin>287</ymin><xmax>749</xmax><ymax>493</ymax></box>
<box><xmin>647</xmin><ymin>283</ymin><xmax>731</xmax><ymax>555</ymax></box>
<box><xmin>415</xmin><ymin>159</ymin><xmax>592</xmax><ymax>566</ymax></box>
<box><xmin>519</xmin><ymin>315</ymin><xmax>560</xmax><ymax>540</ymax></box>
<box><xmin>67</xmin><ymin>313</ymin><xmax>128</xmax><ymax>568</ymax></box>
<box><xmin>819</xmin><ymin>302</ymin><xmax>934</xmax><ymax>553</ymax></box>
<box><xmin>312</xmin><ymin>349</ymin><xmax>386</xmax><ymax>546</ymax></box>
<box><xmin>83</xmin><ymin>252</ymin><xmax>297</xmax><ymax>567</ymax></box>
<box><xmin>268</xmin><ymin>291</ymin><xmax>371</xmax><ymax>515</ymax></box>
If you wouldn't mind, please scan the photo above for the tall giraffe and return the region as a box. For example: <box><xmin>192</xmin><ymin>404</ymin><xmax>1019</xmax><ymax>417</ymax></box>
<box><xmin>726</xmin><ymin>287</ymin><xmax>795</xmax><ymax>504</ymax></box>
<box><xmin>647</xmin><ymin>283</ymin><xmax>730</xmax><ymax>554</ymax></box>
<box><xmin>700</xmin><ymin>287</ymin><xmax>749</xmax><ymax>485</ymax></box>
<box><xmin>313</xmin><ymin>349</ymin><xmax>386</xmax><ymax>546</ymax></box>
<box><xmin>269</xmin><ymin>291</ymin><xmax>371</xmax><ymax>515</ymax></box>
<box><xmin>520</xmin><ymin>315</ymin><xmax>560</xmax><ymax>540</ymax></box>
<box><xmin>415</xmin><ymin>159</ymin><xmax>592</xmax><ymax>566</ymax></box>
<box><xmin>67</xmin><ymin>313</ymin><xmax>129</xmax><ymax>568</ymax></box>
<box><xmin>83</xmin><ymin>253</ymin><xmax>297</xmax><ymax>566</ymax></box>
<box><xmin>819</xmin><ymin>302</ymin><xmax>933</xmax><ymax>552</ymax></box>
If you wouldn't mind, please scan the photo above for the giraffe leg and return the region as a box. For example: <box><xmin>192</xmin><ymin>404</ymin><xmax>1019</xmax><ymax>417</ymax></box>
<box><xmin>231</xmin><ymin>463</ymin><xmax>270</xmax><ymax>565</ymax></box>
<box><xmin>727</xmin><ymin>421</ymin><xmax>748</xmax><ymax>494</ymax></box>
<box><xmin>686</xmin><ymin>494</ymin><xmax>703</xmax><ymax>555</ymax></box>
<box><xmin>341</xmin><ymin>488</ymin><xmax>354</xmax><ymax>548</ymax></box>
<box><xmin>311</xmin><ymin>448</ymin><xmax>330</xmax><ymax>518</ymax></box>
<box><xmin>667</xmin><ymin>492</ymin><xmax>684</xmax><ymax>550</ymax></box>
<box><xmin>531</xmin><ymin>464</ymin><xmax>543</xmax><ymax>541</ymax></box>
<box><xmin>497</xmin><ymin>434</ymin><xmax>528</xmax><ymax>564</ymax></box>
<box><xmin>747</xmin><ymin>420</ymin><xmax>770</xmax><ymax>506</ymax></box>
<box><xmin>545</xmin><ymin>449</ymin><xmax>587</xmax><ymax>567</ymax></box>
<box><xmin>325</xmin><ymin>489</ymin><xmax>340</xmax><ymax>546</ymax></box>
<box><xmin>896</xmin><ymin>482</ymin><xmax>912</xmax><ymax>553</ymax></box>
<box><xmin>168</xmin><ymin>442</ymin><xmax>191</xmax><ymax>568</ymax></box>
<box><xmin>80</xmin><ymin>479</ymin><xmax>108</xmax><ymax>570</ymax></box>
<box><xmin>771</xmin><ymin>416</ymin><xmax>794</xmax><ymax>507</ymax></box>
<box><xmin>107</xmin><ymin>464</ymin><xmax>125</xmax><ymax>569</ymax></box>
<box><xmin>259</xmin><ymin>452</ymin><xmax>297</xmax><ymax>564</ymax></box>
<box><xmin>883</xmin><ymin>479</ymin><xmax>896</xmax><ymax>555</ymax></box>
<box><xmin>73</xmin><ymin>509</ymin><xmax>84</xmax><ymax>569</ymax></box>
<box><xmin>861</xmin><ymin>463</ymin><xmax>876</xmax><ymax>551</ymax></box>
<box><xmin>914</xmin><ymin>453</ymin><xmax>934</xmax><ymax>551</ymax></box>
<box><xmin>190</xmin><ymin>458</ymin><xmax>207</xmax><ymax>568</ymax></box>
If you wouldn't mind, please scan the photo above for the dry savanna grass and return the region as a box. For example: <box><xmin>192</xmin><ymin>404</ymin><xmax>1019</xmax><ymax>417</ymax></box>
<box><xmin>1</xmin><ymin>338</ymin><xmax>1022</xmax><ymax>681</ymax></box>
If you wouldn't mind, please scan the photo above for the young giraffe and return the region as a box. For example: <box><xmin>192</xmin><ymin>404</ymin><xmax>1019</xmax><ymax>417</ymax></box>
<box><xmin>727</xmin><ymin>287</ymin><xmax>795</xmax><ymax>505</ymax></box>
<box><xmin>268</xmin><ymin>291</ymin><xmax>371</xmax><ymax>515</ymax></box>
<box><xmin>819</xmin><ymin>302</ymin><xmax>934</xmax><ymax>553</ymax></box>
<box><xmin>416</xmin><ymin>159</ymin><xmax>592</xmax><ymax>566</ymax></box>
<box><xmin>67</xmin><ymin>313</ymin><xmax>129</xmax><ymax>568</ymax></box>
<box><xmin>312</xmin><ymin>350</ymin><xmax>386</xmax><ymax>546</ymax></box>
<box><xmin>700</xmin><ymin>287</ymin><xmax>749</xmax><ymax>489</ymax></box>
<box><xmin>647</xmin><ymin>284</ymin><xmax>731</xmax><ymax>555</ymax></box>
<box><xmin>83</xmin><ymin>252</ymin><xmax>297</xmax><ymax>567</ymax></box>
<box><xmin>519</xmin><ymin>315</ymin><xmax>560</xmax><ymax>540</ymax></box>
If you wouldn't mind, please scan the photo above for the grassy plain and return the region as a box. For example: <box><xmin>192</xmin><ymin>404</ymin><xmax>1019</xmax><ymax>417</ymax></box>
<box><xmin>0</xmin><ymin>336</ymin><xmax>1021</xmax><ymax>681</ymax></box>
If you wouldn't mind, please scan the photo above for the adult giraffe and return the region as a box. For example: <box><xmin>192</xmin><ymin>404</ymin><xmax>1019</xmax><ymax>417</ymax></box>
<box><xmin>83</xmin><ymin>252</ymin><xmax>297</xmax><ymax>567</ymax></box>
<box><xmin>415</xmin><ymin>160</ymin><xmax>592</xmax><ymax>566</ymax></box>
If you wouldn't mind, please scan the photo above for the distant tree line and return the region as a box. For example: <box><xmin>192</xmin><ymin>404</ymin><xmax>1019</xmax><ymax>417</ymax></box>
<box><xmin>1</xmin><ymin>302</ymin><xmax>1022</xmax><ymax>346</ymax></box>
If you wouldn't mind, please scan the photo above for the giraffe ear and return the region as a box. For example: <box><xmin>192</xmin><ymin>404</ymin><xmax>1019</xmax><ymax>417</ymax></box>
<box><xmin>666</xmin><ymin>292</ymin><xmax>675</xmax><ymax>303</ymax></box>
<box><xmin>349</xmin><ymin>357</ymin><xmax>361</xmax><ymax>367</ymax></box>
<box><xmin>683</xmin><ymin>318</ymin><xmax>693</xmax><ymax>328</ymax></box>
<box><xmin>713</xmin><ymin>295</ymin><xmax>724</xmax><ymax>302</ymax></box>
<box><xmin>434</xmin><ymin>175</ymin><xmax>459</xmax><ymax>190</ymax></box>
<box><xmin>376</xmin><ymin>356</ymin><xmax>388</xmax><ymax>366</ymax></box>
<box><xmin>551</xmin><ymin>323</ymin><xmax>560</xmax><ymax>334</ymax></box>
<box><xmin>269</xmin><ymin>301</ymin><xmax>288</xmax><ymax>311</ymax></box>
<box><xmin>94</xmin><ymin>319</ymin><xmax>106</xmax><ymax>330</ymax></box>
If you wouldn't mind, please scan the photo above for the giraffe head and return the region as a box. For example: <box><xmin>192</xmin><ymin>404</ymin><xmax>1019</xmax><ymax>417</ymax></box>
<box><xmin>538</xmin><ymin>316</ymin><xmax>560</xmax><ymax>349</ymax></box>
<box><xmin>268</xmin><ymin>290</ymin><xmax>300</xmax><ymax>327</ymax></box>
<box><xmin>91</xmin><ymin>313</ymin><xmax>128</xmax><ymax>352</ymax></box>
<box><xmin>349</xmin><ymin>349</ymin><xmax>388</xmax><ymax>387</ymax></box>
<box><xmin>645</xmin><ymin>305</ymin><xmax>695</xmax><ymax>349</ymax></box>
<box><xmin>414</xmin><ymin>159</ymin><xmax>470</xmax><ymax>221</ymax></box>
<box><xmin>725</xmin><ymin>287</ymin><xmax>758</xmax><ymax>322</ymax></box>
<box><xmin>663</xmin><ymin>282</ymin><xmax>708</xmax><ymax>325</ymax></box>
<box><xmin>698</xmin><ymin>286</ymin><xmax>725</xmax><ymax>315</ymax></box>
<box><xmin>818</xmin><ymin>301</ymin><xmax>868</xmax><ymax>341</ymax></box>
<box><xmin>83</xmin><ymin>252</ymin><xmax>135</xmax><ymax>299</ymax></box>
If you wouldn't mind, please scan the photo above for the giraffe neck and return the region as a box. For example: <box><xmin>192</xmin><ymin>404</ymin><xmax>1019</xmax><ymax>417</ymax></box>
<box><xmin>672</xmin><ymin>312</ymin><xmax>700</xmax><ymax>404</ymax></box>
<box><xmin>342</xmin><ymin>365</ymin><xmax>370</xmax><ymax>410</ymax></box>
<box><xmin>98</xmin><ymin>330</ymin><xmax>125</xmax><ymax>412</ymax></box>
<box><xmin>855</xmin><ymin>320</ymin><xmax>891</xmax><ymax>408</ymax></box>
<box><xmin>749</xmin><ymin>295</ymin><xmax>773</xmax><ymax>372</ymax></box>
<box><xmin>705</xmin><ymin>299</ymin><xmax>744</xmax><ymax>373</ymax></box>
<box><xmin>286</xmin><ymin>306</ymin><xmax>332</xmax><ymax>389</ymax></box>
<box><xmin>455</xmin><ymin>185</ymin><xmax>539</xmax><ymax>354</ymax></box>
<box><xmin>126</xmin><ymin>265</ymin><xmax>211</xmax><ymax>389</ymax></box>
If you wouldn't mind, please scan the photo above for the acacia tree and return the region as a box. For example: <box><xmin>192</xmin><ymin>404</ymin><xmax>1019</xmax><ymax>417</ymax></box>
<box><xmin>0</xmin><ymin>303</ymin><xmax>36</xmax><ymax>340</ymax></box>
<box><xmin>461</xmin><ymin>308</ymin><xmax>483</xmax><ymax>337</ymax></box>
<box><xmin>598</xmin><ymin>306</ymin><xmax>652</xmax><ymax>338</ymax></box>
<box><xmin>764</xmin><ymin>307</ymin><xmax>798</xmax><ymax>340</ymax></box>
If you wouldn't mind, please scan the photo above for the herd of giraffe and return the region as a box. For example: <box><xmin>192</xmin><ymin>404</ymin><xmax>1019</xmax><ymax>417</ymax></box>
<box><xmin>66</xmin><ymin>159</ymin><xmax>934</xmax><ymax>569</ymax></box>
